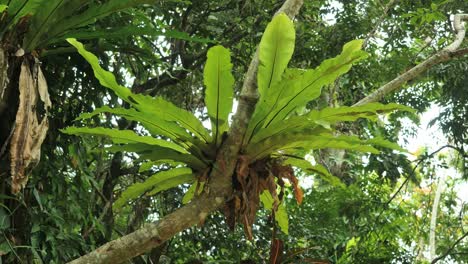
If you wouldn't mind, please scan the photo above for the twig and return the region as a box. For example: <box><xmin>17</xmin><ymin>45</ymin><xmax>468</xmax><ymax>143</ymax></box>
<box><xmin>377</xmin><ymin>145</ymin><xmax>463</xmax><ymax>220</ymax></box>
<box><xmin>431</xmin><ymin>231</ymin><xmax>468</xmax><ymax>264</ymax></box>
<box><xmin>357</xmin><ymin>145</ymin><xmax>465</xmax><ymax>255</ymax></box>
<box><xmin>362</xmin><ymin>0</ymin><xmax>398</xmax><ymax>49</ymax></box>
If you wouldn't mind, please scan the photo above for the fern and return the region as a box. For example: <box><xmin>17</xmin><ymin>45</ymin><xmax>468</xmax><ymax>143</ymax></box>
<box><xmin>204</xmin><ymin>45</ymin><xmax>234</xmax><ymax>146</ymax></box>
<box><xmin>113</xmin><ymin>167</ymin><xmax>194</xmax><ymax>210</ymax></box>
<box><xmin>64</xmin><ymin>14</ymin><xmax>412</xmax><ymax>236</ymax></box>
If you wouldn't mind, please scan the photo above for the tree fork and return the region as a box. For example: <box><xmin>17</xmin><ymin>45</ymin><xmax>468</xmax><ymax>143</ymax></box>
<box><xmin>67</xmin><ymin>0</ymin><xmax>304</xmax><ymax>263</ymax></box>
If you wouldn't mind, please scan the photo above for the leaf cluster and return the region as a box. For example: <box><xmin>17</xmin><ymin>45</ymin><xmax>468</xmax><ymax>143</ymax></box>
<box><xmin>63</xmin><ymin>13</ymin><xmax>411</xmax><ymax>237</ymax></box>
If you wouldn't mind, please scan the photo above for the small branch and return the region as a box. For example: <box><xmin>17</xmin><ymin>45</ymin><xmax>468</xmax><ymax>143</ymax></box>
<box><xmin>139</xmin><ymin>69</ymin><xmax>191</xmax><ymax>96</ymax></box>
<box><xmin>354</xmin><ymin>14</ymin><xmax>468</xmax><ymax>106</ymax></box>
<box><xmin>451</xmin><ymin>47</ymin><xmax>468</xmax><ymax>57</ymax></box>
<box><xmin>384</xmin><ymin>145</ymin><xmax>462</xmax><ymax>209</ymax></box>
<box><xmin>82</xmin><ymin>201</ymin><xmax>112</xmax><ymax>239</ymax></box>
<box><xmin>431</xmin><ymin>231</ymin><xmax>468</xmax><ymax>264</ymax></box>
<box><xmin>68</xmin><ymin>196</ymin><xmax>225</xmax><ymax>264</ymax></box>
<box><xmin>362</xmin><ymin>0</ymin><xmax>398</xmax><ymax>49</ymax></box>
<box><xmin>359</xmin><ymin>144</ymin><xmax>464</xmax><ymax>255</ymax></box>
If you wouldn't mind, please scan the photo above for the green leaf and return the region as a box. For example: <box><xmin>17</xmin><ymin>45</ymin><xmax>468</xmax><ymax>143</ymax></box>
<box><xmin>0</xmin><ymin>4</ymin><xmax>8</xmax><ymax>13</ymax></box>
<box><xmin>249</xmin><ymin>115</ymin><xmax>330</xmax><ymax>144</ymax></box>
<box><xmin>345</xmin><ymin>237</ymin><xmax>360</xmax><ymax>252</ymax></box>
<box><xmin>22</xmin><ymin>0</ymin><xmax>83</xmax><ymax>50</ymax></box>
<box><xmin>283</xmin><ymin>157</ymin><xmax>345</xmax><ymax>188</ymax></box>
<box><xmin>204</xmin><ymin>45</ymin><xmax>234</xmax><ymax>145</ymax></box>
<box><xmin>148</xmin><ymin>97</ymin><xmax>211</xmax><ymax>143</ymax></box>
<box><xmin>42</xmin><ymin>0</ymin><xmax>153</xmax><ymax>47</ymax></box>
<box><xmin>248</xmin><ymin>102</ymin><xmax>412</xmax><ymax>145</ymax></box>
<box><xmin>182</xmin><ymin>181</ymin><xmax>205</xmax><ymax>204</ymax></box>
<box><xmin>7</xmin><ymin>0</ymin><xmax>45</xmax><ymax>26</ymax></box>
<box><xmin>246</xmin><ymin>40</ymin><xmax>368</xmax><ymax>144</ymax></box>
<box><xmin>114</xmin><ymin>168</ymin><xmax>194</xmax><ymax>210</ymax></box>
<box><xmin>307</xmin><ymin>103</ymin><xmax>414</xmax><ymax>123</ymax></box>
<box><xmin>67</xmin><ymin>38</ymin><xmax>133</xmax><ymax>99</ymax></box>
<box><xmin>244</xmin><ymin>69</ymin><xmax>304</xmax><ymax>145</ymax></box>
<box><xmin>260</xmin><ymin>191</ymin><xmax>288</xmax><ymax>235</ymax></box>
<box><xmin>105</xmin><ymin>143</ymin><xmax>207</xmax><ymax>170</ymax></box>
<box><xmin>141</xmin><ymin>147</ymin><xmax>208</xmax><ymax>171</ymax></box>
<box><xmin>0</xmin><ymin>242</ymin><xmax>11</xmax><ymax>255</ymax></box>
<box><xmin>0</xmin><ymin>207</ymin><xmax>11</xmax><ymax>230</ymax></box>
<box><xmin>104</xmin><ymin>143</ymin><xmax>157</xmax><ymax>153</ymax></box>
<box><xmin>262</xmin><ymin>40</ymin><xmax>368</xmax><ymax>128</ymax></box>
<box><xmin>76</xmin><ymin>106</ymin><xmax>192</xmax><ymax>142</ymax></box>
<box><xmin>139</xmin><ymin>160</ymin><xmax>185</xmax><ymax>172</ymax></box>
<box><xmin>67</xmin><ymin>38</ymin><xmax>211</xmax><ymax>142</ymax></box>
<box><xmin>246</xmin><ymin>133</ymin><xmax>381</xmax><ymax>160</ymax></box>
<box><xmin>366</xmin><ymin>137</ymin><xmax>407</xmax><ymax>152</ymax></box>
<box><xmin>61</xmin><ymin>127</ymin><xmax>188</xmax><ymax>154</ymax></box>
<box><xmin>46</xmin><ymin>26</ymin><xmax>213</xmax><ymax>45</ymax></box>
<box><xmin>146</xmin><ymin>171</ymin><xmax>194</xmax><ymax>196</ymax></box>
<box><xmin>257</xmin><ymin>13</ymin><xmax>295</xmax><ymax>97</ymax></box>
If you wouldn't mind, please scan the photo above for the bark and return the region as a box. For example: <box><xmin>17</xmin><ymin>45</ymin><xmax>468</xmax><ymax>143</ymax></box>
<box><xmin>0</xmin><ymin>52</ymin><xmax>51</xmax><ymax>262</ymax></box>
<box><xmin>429</xmin><ymin>173</ymin><xmax>447</xmax><ymax>260</ymax></box>
<box><xmin>354</xmin><ymin>14</ymin><xmax>468</xmax><ymax>106</ymax></box>
<box><xmin>67</xmin><ymin>1</ymin><xmax>304</xmax><ymax>263</ymax></box>
<box><xmin>0</xmin><ymin>47</ymin><xmax>8</xmax><ymax>115</ymax></box>
<box><xmin>99</xmin><ymin>152</ymin><xmax>123</xmax><ymax>243</ymax></box>
<box><xmin>9</xmin><ymin>59</ymin><xmax>51</xmax><ymax>193</ymax></box>
<box><xmin>416</xmin><ymin>237</ymin><xmax>426</xmax><ymax>262</ymax></box>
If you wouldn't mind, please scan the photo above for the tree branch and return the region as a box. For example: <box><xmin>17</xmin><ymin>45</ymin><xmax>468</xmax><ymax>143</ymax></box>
<box><xmin>429</xmin><ymin>172</ymin><xmax>447</xmax><ymax>260</ymax></box>
<box><xmin>67</xmin><ymin>1</ymin><xmax>304</xmax><ymax>263</ymax></box>
<box><xmin>354</xmin><ymin>14</ymin><xmax>468</xmax><ymax>106</ymax></box>
<box><xmin>362</xmin><ymin>0</ymin><xmax>398</xmax><ymax>49</ymax></box>
<box><xmin>431</xmin><ymin>231</ymin><xmax>468</xmax><ymax>264</ymax></box>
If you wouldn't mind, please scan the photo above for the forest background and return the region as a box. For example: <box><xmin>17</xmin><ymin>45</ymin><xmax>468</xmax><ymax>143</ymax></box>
<box><xmin>0</xmin><ymin>0</ymin><xmax>467</xmax><ymax>263</ymax></box>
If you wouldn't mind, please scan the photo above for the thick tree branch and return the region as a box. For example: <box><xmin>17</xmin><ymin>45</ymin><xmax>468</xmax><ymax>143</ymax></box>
<box><xmin>67</xmin><ymin>1</ymin><xmax>304</xmax><ymax>263</ymax></box>
<box><xmin>354</xmin><ymin>14</ymin><xmax>468</xmax><ymax>106</ymax></box>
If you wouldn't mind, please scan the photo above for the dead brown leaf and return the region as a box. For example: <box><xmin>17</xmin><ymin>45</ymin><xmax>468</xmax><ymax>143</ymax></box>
<box><xmin>10</xmin><ymin>59</ymin><xmax>50</xmax><ymax>194</ymax></box>
<box><xmin>273</xmin><ymin>163</ymin><xmax>304</xmax><ymax>205</ymax></box>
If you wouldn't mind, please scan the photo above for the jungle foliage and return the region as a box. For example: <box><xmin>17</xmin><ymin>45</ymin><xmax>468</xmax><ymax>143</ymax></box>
<box><xmin>0</xmin><ymin>0</ymin><xmax>466</xmax><ymax>263</ymax></box>
<box><xmin>63</xmin><ymin>14</ymin><xmax>409</xmax><ymax>238</ymax></box>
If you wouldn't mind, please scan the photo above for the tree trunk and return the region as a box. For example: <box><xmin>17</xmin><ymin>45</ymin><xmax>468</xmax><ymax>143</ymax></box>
<box><xmin>430</xmin><ymin>173</ymin><xmax>447</xmax><ymax>260</ymax></box>
<box><xmin>0</xmin><ymin>48</ymin><xmax>24</xmax><ymax>263</ymax></box>
<box><xmin>0</xmin><ymin>41</ymin><xmax>52</xmax><ymax>261</ymax></box>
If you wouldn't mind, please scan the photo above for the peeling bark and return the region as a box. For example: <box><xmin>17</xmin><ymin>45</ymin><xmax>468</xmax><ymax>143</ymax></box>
<box><xmin>67</xmin><ymin>0</ymin><xmax>304</xmax><ymax>263</ymax></box>
<box><xmin>9</xmin><ymin>59</ymin><xmax>51</xmax><ymax>194</ymax></box>
<box><xmin>430</xmin><ymin>173</ymin><xmax>447</xmax><ymax>260</ymax></box>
